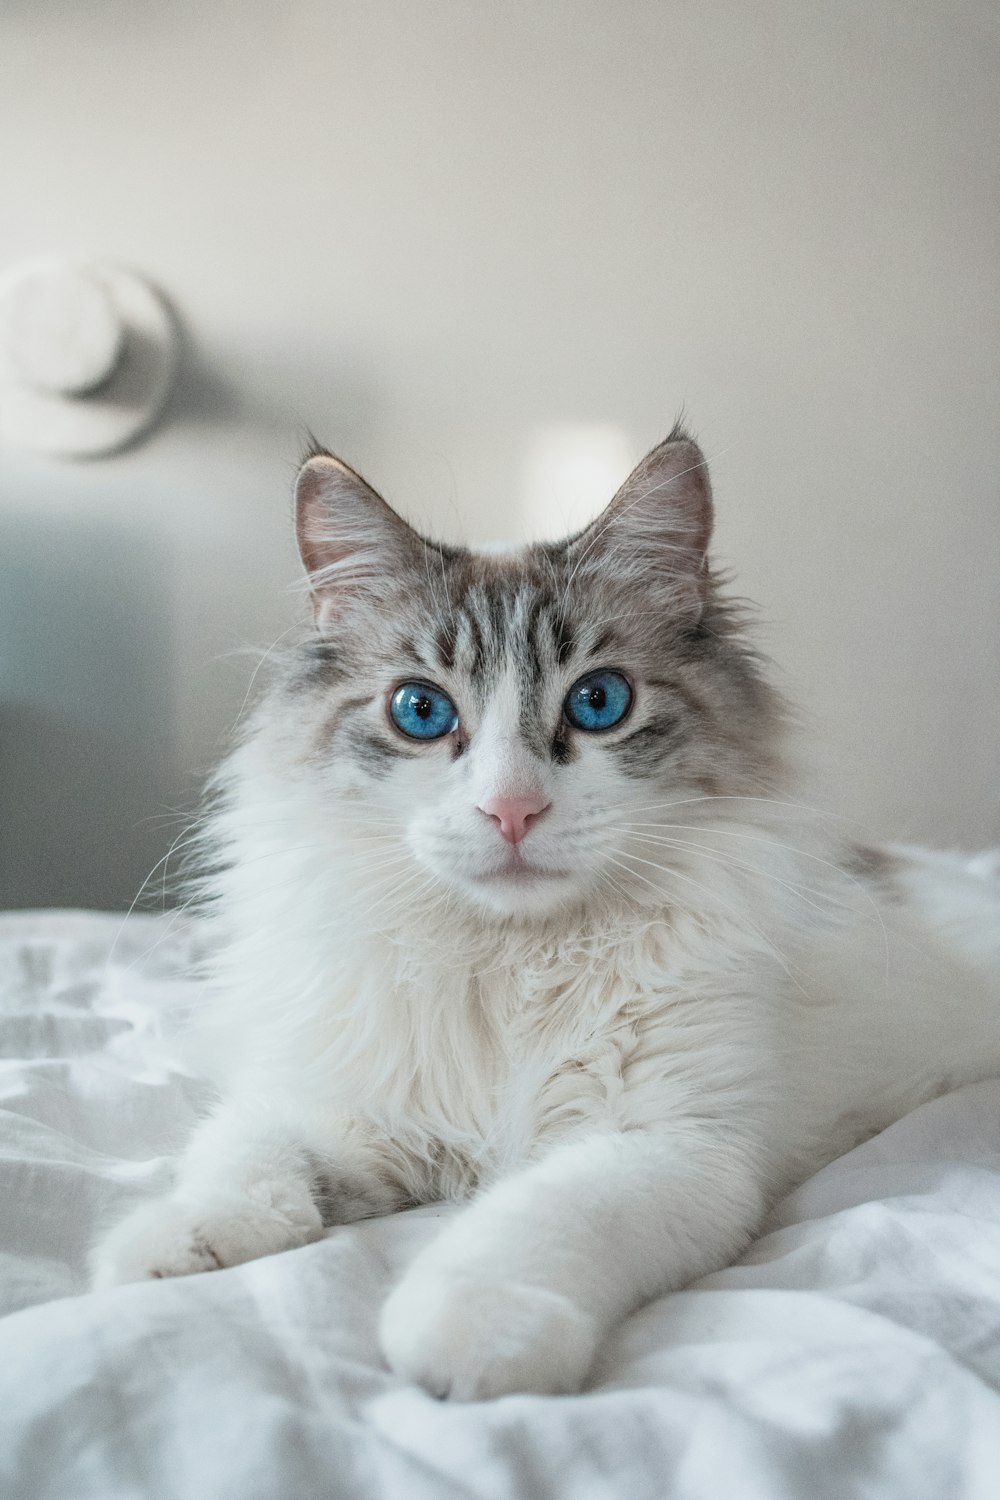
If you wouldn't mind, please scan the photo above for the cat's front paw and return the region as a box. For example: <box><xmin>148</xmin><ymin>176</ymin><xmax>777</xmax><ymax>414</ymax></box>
<box><xmin>379</xmin><ymin>1267</ymin><xmax>599</xmax><ymax>1400</ymax></box>
<box><xmin>90</xmin><ymin>1185</ymin><xmax>323</xmax><ymax>1289</ymax></box>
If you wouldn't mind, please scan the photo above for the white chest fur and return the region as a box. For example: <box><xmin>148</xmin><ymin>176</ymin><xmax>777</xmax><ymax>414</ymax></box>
<box><xmin>213</xmin><ymin>883</ymin><xmax>782</xmax><ymax>1207</ymax></box>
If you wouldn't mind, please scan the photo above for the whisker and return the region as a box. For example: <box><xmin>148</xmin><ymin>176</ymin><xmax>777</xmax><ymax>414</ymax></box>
<box><xmin>120</xmin><ymin>896</ymin><xmax>206</xmax><ymax>974</ymax></box>
<box><xmin>609</xmin><ymin>829</ymin><xmax>837</xmax><ymax>921</ymax></box>
<box><xmin>230</xmin><ymin>624</ymin><xmax>304</xmax><ymax>732</ymax></box>
<box><xmin>108</xmin><ymin>818</ymin><xmax>208</xmax><ymax>962</ymax></box>
<box><xmin>614</xmin><ymin>819</ymin><xmax>891</xmax><ymax>980</ymax></box>
<box><xmin>366</xmin><ymin>871</ymin><xmax>441</xmax><ymax>929</ymax></box>
<box><xmin>607</xmin><ymin>849</ymin><xmax>813</xmax><ymax>1000</ymax></box>
<box><xmin>621</xmin><ymin>793</ymin><xmax>856</xmax><ymax>825</ymax></box>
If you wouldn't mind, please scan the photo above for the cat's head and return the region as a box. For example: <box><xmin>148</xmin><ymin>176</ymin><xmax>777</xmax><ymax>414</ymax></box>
<box><xmin>275</xmin><ymin>427</ymin><xmax>784</xmax><ymax>921</ymax></box>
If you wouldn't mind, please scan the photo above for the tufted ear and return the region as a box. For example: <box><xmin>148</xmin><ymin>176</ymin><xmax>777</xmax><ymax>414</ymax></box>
<box><xmin>567</xmin><ymin>429</ymin><xmax>714</xmax><ymax>622</ymax></box>
<box><xmin>295</xmin><ymin>449</ymin><xmax>422</xmax><ymax>629</ymax></box>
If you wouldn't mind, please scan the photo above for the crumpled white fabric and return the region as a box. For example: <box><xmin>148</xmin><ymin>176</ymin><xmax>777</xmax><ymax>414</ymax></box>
<box><xmin>1</xmin><ymin>909</ymin><xmax>998</xmax><ymax>1500</ymax></box>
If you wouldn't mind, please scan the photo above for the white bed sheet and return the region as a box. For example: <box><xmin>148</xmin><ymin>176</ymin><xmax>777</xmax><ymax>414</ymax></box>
<box><xmin>1</xmin><ymin>909</ymin><xmax>999</xmax><ymax>1500</ymax></box>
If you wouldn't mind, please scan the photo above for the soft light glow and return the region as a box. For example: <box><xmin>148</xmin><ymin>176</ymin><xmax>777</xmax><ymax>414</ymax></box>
<box><xmin>519</xmin><ymin>422</ymin><xmax>635</xmax><ymax>540</ymax></box>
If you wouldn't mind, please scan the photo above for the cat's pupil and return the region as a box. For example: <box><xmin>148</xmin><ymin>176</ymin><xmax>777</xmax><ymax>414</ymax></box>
<box><xmin>415</xmin><ymin>696</ymin><xmax>432</xmax><ymax>720</ymax></box>
<box><xmin>589</xmin><ymin>686</ymin><xmax>606</xmax><ymax>710</ymax></box>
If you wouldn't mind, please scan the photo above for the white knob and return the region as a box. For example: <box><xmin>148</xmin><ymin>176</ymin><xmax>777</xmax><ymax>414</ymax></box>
<box><xmin>0</xmin><ymin>262</ymin><xmax>125</xmax><ymax>396</ymax></box>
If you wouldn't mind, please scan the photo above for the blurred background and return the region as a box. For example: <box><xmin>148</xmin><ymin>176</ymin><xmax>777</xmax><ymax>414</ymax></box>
<box><xmin>1</xmin><ymin>0</ymin><xmax>997</xmax><ymax>911</ymax></box>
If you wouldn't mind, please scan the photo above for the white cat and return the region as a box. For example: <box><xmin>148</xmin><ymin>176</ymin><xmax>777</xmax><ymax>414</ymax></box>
<box><xmin>92</xmin><ymin>429</ymin><xmax>1000</xmax><ymax>1401</ymax></box>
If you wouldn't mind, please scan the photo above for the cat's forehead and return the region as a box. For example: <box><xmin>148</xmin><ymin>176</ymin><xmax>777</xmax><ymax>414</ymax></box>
<box><xmin>400</xmin><ymin>547</ymin><xmax>620</xmax><ymax>689</ymax></box>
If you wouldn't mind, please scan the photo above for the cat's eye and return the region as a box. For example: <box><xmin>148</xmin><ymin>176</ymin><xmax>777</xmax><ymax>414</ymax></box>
<box><xmin>389</xmin><ymin>682</ymin><xmax>459</xmax><ymax>740</ymax></box>
<box><xmin>563</xmin><ymin>670</ymin><xmax>633</xmax><ymax>732</ymax></box>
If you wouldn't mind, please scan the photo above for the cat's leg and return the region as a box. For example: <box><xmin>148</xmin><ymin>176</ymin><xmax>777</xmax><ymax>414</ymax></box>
<box><xmin>90</xmin><ymin>1102</ymin><xmax>400</xmax><ymax>1288</ymax></box>
<box><xmin>379</xmin><ymin>1121</ymin><xmax>767</xmax><ymax>1400</ymax></box>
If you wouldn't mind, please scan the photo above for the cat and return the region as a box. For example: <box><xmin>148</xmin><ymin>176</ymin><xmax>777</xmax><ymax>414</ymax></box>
<box><xmin>91</xmin><ymin>426</ymin><xmax>1000</xmax><ymax>1401</ymax></box>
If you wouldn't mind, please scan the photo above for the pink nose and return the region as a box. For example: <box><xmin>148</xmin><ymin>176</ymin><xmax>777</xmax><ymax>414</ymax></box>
<box><xmin>478</xmin><ymin>792</ymin><xmax>551</xmax><ymax>845</ymax></box>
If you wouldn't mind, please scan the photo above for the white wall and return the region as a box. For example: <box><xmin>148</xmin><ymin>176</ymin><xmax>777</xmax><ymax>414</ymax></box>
<box><xmin>1</xmin><ymin>0</ymin><xmax>997</xmax><ymax>908</ymax></box>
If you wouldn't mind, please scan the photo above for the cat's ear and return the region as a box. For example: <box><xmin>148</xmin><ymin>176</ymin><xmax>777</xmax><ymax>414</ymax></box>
<box><xmin>568</xmin><ymin>430</ymin><xmax>713</xmax><ymax>622</ymax></box>
<box><xmin>295</xmin><ymin>449</ymin><xmax>420</xmax><ymax>628</ymax></box>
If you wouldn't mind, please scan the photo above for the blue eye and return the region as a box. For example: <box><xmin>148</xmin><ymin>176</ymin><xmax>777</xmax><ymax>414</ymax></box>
<box><xmin>563</xmin><ymin>670</ymin><xmax>633</xmax><ymax>732</ymax></box>
<box><xmin>389</xmin><ymin>682</ymin><xmax>459</xmax><ymax>740</ymax></box>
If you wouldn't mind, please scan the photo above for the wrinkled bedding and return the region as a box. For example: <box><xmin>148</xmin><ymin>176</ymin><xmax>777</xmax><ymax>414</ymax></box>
<box><xmin>1</xmin><ymin>908</ymin><xmax>999</xmax><ymax>1499</ymax></box>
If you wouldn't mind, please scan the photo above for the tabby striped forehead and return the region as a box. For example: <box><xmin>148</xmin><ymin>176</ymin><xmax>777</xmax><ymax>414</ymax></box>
<box><xmin>371</xmin><ymin>567</ymin><xmax>620</xmax><ymax>761</ymax></box>
<box><xmin>406</xmin><ymin>572</ymin><xmax>612</xmax><ymax>693</ymax></box>
<box><xmin>296</xmin><ymin>540</ymin><xmax>624</xmax><ymax>701</ymax></box>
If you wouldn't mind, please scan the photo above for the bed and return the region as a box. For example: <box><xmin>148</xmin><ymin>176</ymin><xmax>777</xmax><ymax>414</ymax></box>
<box><xmin>1</xmin><ymin>908</ymin><xmax>999</xmax><ymax>1499</ymax></box>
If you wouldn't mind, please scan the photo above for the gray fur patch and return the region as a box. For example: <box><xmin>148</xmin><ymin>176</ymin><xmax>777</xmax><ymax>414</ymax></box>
<box><xmin>344</xmin><ymin>728</ymin><xmax>416</xmax><ymax>777</ymax></box>
<box><xmin>843</xmin><ymin>843</ymin><xmax>904</xmax><ymax>899</ymax></box>
<box><xmin>612</xmin><ymin>714</ymin><xmax>686</xmax><ymax>774</ymax></box>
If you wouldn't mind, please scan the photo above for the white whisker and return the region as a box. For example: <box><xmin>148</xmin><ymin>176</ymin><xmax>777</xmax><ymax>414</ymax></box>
<box><xmin>607</xmin><ymin>849</ymin><xmax>813</xmax><ymax>1001</ymax></box>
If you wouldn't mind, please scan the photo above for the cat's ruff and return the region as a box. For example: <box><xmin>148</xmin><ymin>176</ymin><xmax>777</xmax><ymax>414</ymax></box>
<box><xmin>91</xmin><ymin>428</ymin><xmax>1000</xmax><ymax>1402</ymax></box>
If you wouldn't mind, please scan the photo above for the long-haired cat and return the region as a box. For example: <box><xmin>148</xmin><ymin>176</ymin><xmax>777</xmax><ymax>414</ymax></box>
<box><xmin>92</xmin><ymin>428</ymin><xmax>1000</xmax><ymax>1400</ymax></box>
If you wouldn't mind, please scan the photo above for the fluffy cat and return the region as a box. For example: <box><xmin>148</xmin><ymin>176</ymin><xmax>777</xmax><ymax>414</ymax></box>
<box><xmin>91</xmin><ymin>428</ymin><xmax>1000</xmax><ymax>1401</ymax></box>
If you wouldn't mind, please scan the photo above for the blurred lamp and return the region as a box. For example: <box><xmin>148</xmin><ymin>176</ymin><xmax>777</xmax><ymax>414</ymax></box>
<box><xmin>0</xmin><ymin>257</ymin><xmax>178</xmax><ymax>458</ymax></box>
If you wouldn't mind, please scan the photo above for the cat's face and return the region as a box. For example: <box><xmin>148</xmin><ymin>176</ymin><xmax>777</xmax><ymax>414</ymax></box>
<box><xmin>282</xmin><ymin>432</ymin><xmax>782</xmax><ymax>920</ymax></box>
